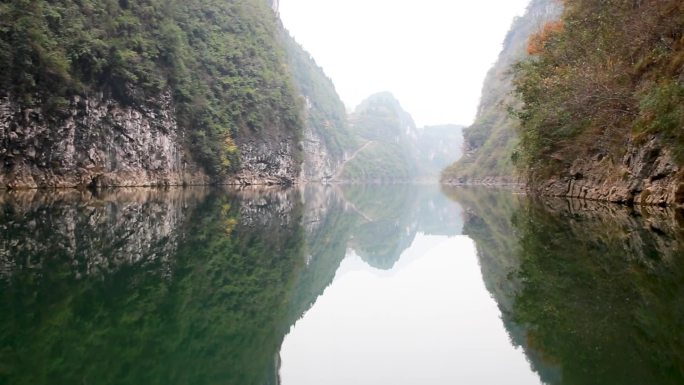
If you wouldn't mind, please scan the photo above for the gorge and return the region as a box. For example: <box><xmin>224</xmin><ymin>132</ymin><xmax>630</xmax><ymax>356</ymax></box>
<box><xmin>1</xmin><ymin>1</ymin><xmax>683</xmax><ymax>384</ymax></box>
<box><xmin>0</xmin><ymin>0</ymin><xmax>462</xmax><ymax>189</ymax></box>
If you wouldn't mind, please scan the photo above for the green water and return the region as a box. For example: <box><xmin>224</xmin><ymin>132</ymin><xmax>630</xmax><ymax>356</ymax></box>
<box><xmin>0</xmin><ymin>186</ymin><xmax>682</xmax><ymax>385</ymax></box>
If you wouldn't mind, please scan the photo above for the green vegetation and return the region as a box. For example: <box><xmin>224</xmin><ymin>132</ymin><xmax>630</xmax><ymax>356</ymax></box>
<box><xmin>444</xmin><ymin>188</ymin><xmax>684</xmax><ymax>385</ymax></box>
<box><xmin>281</xmin><ymin>34</ymin><xmax>357</xmax><ymax>161</ymax></box>
<box><xmin>0</xmin><ymin>190</ymin><xmax>305</xmax><ymax>385</ymax></box>
<box><xmin>0</xmin><ymin>0</ymin><xmax>302</xmax><ymax>175</ymax></box>
<box><xmin>511</xmin><ymin>200</ymin><xmax>684</xmax><ymax>385</ymax></box>
<box><xmin>339</xmin><ymin>92</ymin><xmax>418</xmax><ymax>181</ymax></box>
<box><xmin>513</xmin><ymin>0</ymin><xmax>684</xmax><ymax>178</ymax></box>
<box><xmin>441</xmin><ymin>0</ymin><xmax>561</xmax><ymax>182</ymax></box>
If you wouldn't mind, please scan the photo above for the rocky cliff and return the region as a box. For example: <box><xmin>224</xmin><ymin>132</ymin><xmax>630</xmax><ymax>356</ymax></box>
<box><xmin>280</xmin><ymin>32</ymin><xmax>357</xmax><ymax>182</ymax></box>
<box><xmin>513</xmin><ymin>0</ymin><xmax>684</xmax><ymax>205</ymax></box>
<box><xmin>443</xmin><ymin>0</ymin><xmax>684</xmax><ymax>207</ymax></box>
<box><xmin>0</xmin><ymin>92</ymin><xmax>208</xmax><ymax>188</ymax></box>
<box><xmin>0</xmin><ymin>89</ymin><xmax>302</xmax><ymax>188</ymax></box>
<box><xmin>0</xmin><ymin>0</ymin><xmax>303</xmax><ymax>189</ymax></box>
<box><xmin>337</xmin><ymin>92</ymin><xmax>419</xmax><ymax>181</ymax></box>
<box><xmin>532</xmin><ymin>135</ymin><xmax>684</xmax><ymax>205</ymax></box>
<box><xmin>441</xmin><ymin>0</ymin><xmax>562</xmax><ymax>184</ymax></box>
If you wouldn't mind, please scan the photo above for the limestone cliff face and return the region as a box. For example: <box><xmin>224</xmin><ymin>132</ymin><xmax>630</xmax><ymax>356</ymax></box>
<box><xmin>512</xmin><ymin>1</ymin><xmax>684</xmax><ymax>206</ymax></box>
<box><xmin>280</xmin><ymin>30</ymin><xmax>355</xmax><ymax>183</ymax></box>
<box><xmin>0</xmin><ymin>90</ymin><xmax>302</xmax><ymax>188</ymax></box>
<box><xmin>300</xmin><ymin>117</ymin><xmax>342</xmax><ymax>182</ymax></box>
<box><xmin>0</xmin><ymin>92</ymin><xmax>210</xmax><ymax>189</ymax></box>
<box><xmin>532</xmin><ymin>135</ymin><xmax>684</xmax><ymax>205</ymax></box>
<box><xmin>0</xmin><ymin>0</ymin><xmax>305</xmax><ymax>189</ymax></box>
<box><xmin>231</xmin><ymin>125</ymin><xmax>301</xmax><ymax>186</ymax></box>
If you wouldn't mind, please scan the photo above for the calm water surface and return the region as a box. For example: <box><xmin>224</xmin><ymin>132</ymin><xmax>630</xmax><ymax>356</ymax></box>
<box><xmin>0</xmin><ymin>185</ymin><xmax>682</xmax><ymax>385</ymax></box>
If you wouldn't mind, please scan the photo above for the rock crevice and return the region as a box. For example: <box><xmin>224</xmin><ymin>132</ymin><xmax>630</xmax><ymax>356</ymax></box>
<box><xmin>0</xmin><ymin>91</ymin><xmax>302</xmax><ymax>189</ymax></box>
<box><xmin>531</xmin><ymin>135</ymin><xmax>683</xmax><ymax>206</ymax></box>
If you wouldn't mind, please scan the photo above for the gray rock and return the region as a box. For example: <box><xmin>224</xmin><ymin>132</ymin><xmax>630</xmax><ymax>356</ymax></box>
<box><xmin>0</xmin><ymin>91</ymin><xmax>302</xmax><ymax>188</ymax></box>
<box><xmin>532</xmin><ymin>135</ymin><xmax>683</xmax><ymax>206</ymax></box>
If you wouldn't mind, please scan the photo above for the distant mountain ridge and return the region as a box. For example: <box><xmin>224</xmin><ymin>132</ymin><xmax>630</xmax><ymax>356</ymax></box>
<box><xmin>338</xmin><ymin>92</ymin><xmax>463</xmax><ymax>182</ymax></box>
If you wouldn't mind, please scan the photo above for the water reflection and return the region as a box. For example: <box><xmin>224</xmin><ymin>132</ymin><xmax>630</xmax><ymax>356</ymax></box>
<box><xmin>0</xmin><ymin>187</ymin><xmax>304</xmax><ymax>385</ymax></box>
<box><xmin>287</xmin><ymin>184</ymin><xmax>464</xmax><ymax>325</ymax></box>
<box><xmin>444</xmin><ymin>187</ymin><xmax>684</xmax><ymax>385</ymax></box>
<box><xmin>280</xmin><ymin>230</ymin><xmax>538</xmax><ymax>385</ymax></box>
<box><xmin>0</xmin><ymin>185</ymin><xmax>681</xmax><ymax>384</ymax></box>
<box><xmin>0</xmin><ymin>184</ymin><xmax>463</xmax><ymax>385</ymax></box>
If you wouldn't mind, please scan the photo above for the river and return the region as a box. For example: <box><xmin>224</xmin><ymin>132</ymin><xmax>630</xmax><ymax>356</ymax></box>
<box><xmin>0</xmin><ymin>185</ymin><xmax>682</xmax><ymax>384</ymax></box>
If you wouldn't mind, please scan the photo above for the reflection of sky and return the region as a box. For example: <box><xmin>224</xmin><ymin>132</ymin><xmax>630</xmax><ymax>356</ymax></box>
<box><xmin>280</xmin><ymin>234</ymin><xmax>542</xmax><ymax>385</ymax></box>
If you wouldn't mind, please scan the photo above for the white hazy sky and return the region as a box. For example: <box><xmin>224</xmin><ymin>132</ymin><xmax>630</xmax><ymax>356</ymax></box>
<box><xmin>279</xmin><ymin>0</ymin><xmax>531</xmax><ymax>127</ymax></box>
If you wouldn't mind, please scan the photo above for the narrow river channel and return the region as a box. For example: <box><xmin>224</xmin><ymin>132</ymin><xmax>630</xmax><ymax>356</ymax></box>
<box><xmin>1</xmin><ymin>185</ymin><xmax>682</xmax><ymax>385</ymax></box>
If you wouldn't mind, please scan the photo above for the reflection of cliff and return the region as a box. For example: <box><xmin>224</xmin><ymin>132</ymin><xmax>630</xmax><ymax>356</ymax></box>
<box><xmin>0</xmin><ymin>188</ymin><xmax>306</xmax><ymax>385</ymax></box>
<box><xmin>442</xmin><ymin>188</ymin><xmax>520</xmax><ymax>307</ymax></box>
<box><xmin>443</xmin><ymin>186</ymin><xmax>561</xmax><ymax>383</ymax></box>
<box><xmin>286</xmin><ymin>184</ymin><xmax>465</xmax><ymax>326</ymax></box>
<box><xmin>512</xmin><ymin>199</ymin><xmax>684</xmax><ymax>385</ymax></box>
<box><xmin>343</xmin><ymin>184</ymin><xmax>463</xmax><ymax>269</ymax></box>
<box><xmin>0</xmin><ymin>188</ymin><xmax>209</xmax><ymax>280</ymax></box>
<box><xmin>445</xmin><ymin>187</ymin><xmax>684</xmax><ymax>385</ymax></box>
<box><xmin>286</xmin><ymin>185</ymin><xmax>358</xmax><ymax>324</ymax></box>
<box><xmin>0</xmin><ymin>184</ymin><xmax>466</xmax><ymax>385</ymax></box>
<box><xmin>343</xmin><ymin>184</ymin><xmax>420</xmax><ymax>269</ymax></box>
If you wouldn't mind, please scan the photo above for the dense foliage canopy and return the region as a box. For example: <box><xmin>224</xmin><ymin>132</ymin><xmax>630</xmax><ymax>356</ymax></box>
<box><xmin>514</xmin><ymin>0</ymin><xmax>684</xmax><ymax>177</ymax></box>
<box><xmin>0</xmin><ymin>0</ymin><xmax>302</xmax><ymax>175</ymax></box>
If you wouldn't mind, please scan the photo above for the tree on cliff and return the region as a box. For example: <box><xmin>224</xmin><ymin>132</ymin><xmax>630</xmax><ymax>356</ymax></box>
<box><xmin>513</xmin><ymin>0</ymin><xmax>684</xmax><ymax>179</ymax></box>
<box><xmin>0</xmin><ymin>0</ymin><xmax>302</xmax><ymax>176</ymax></box>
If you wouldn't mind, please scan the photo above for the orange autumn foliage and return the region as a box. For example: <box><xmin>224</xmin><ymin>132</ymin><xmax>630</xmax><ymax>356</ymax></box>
<box><xmin>527</xmin><ymin>21</ymin><xmax>565</xmax><ymax>55</ymax></box>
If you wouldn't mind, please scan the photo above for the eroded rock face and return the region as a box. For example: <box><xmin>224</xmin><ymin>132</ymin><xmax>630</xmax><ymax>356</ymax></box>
<box><xmin>532</xmin><ymin>135</ymin><xmax>684</xmax><ymax>206</ymax></box>
<box><xmin>300</xmin><ymin>123</ymin><xmax>339</xmax><ymax>182</ymax></box>
<box><xmin>0</xmin><ymin>90</ymin><xmax>304</xmax><ymax>188</ymax></box>
<box><xmin>0</xmin><ymin>93</ymin><xmax>210</xmax><ymax>189</ymax></box>
<box><xmin>231</xmin><ymin>135</ymin><xmax>300</xmax><ymax>186</ymax></box>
